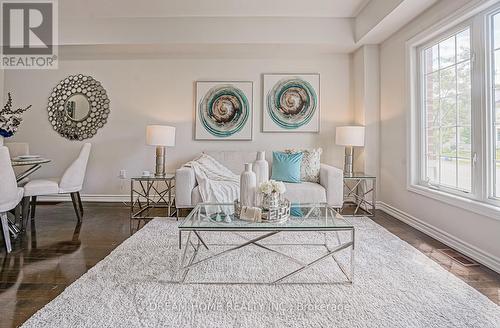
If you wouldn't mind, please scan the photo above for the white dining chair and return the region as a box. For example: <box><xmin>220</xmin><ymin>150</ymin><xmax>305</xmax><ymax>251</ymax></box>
<box><xmin>0</xmin><ymin>146</ymin><xmax>24</xmax><ymax>253</ymax></box>
<box><xmin>22</xmin><ymin>143</ymin><xmax>91</xmax><ymax>222</ymax></box>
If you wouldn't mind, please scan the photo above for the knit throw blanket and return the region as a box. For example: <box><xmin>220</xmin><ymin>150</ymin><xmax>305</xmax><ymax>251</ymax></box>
<box><xmin>185</xmin><ymin>154</ymin><xmax>239</xmax><ymax>214</ymax></box>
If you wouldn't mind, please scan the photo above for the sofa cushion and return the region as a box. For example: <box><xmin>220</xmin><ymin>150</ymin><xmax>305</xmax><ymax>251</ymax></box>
<box><xmin>283</xmin><ymin>182</ymin><xmax>326</xmax><ymax>204</ymax></box>
<box><xmin>192</xmin><ymin>181</ymin><xmax>326</xmax><ymax>206</ymax></box>
<box><xmin>204</xmin><ymin>151</ymin><xmax>258</xmax><ymax>175</ymax></box>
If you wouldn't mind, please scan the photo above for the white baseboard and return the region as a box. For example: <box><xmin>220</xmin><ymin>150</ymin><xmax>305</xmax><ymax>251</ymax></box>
<box><xmin>39</xmin><ymin>194</ymin><xmax>130</xmax><ymax>203</ymax></box>
<box><xmin>378</xmin><ymin>201</ymin><xmax>500</xmax><ymax>274</ymax></box>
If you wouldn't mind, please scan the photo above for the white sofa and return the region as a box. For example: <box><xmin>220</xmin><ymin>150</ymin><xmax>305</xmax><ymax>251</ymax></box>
<box><xmin>175</xmin><ymin>151</ymin><xmax>344</xmax><ymax>212</ymax></box>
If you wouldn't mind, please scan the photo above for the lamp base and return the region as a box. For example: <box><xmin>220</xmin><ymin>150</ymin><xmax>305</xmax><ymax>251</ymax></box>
<box><xmin>344</xmin><ymin>146</ymin><xmax>354</xmax><ymax>176</ymax></box>
<box><xmin>155</xmin><ymin>146</ymin><xmax>166</xmax><ymax>177</ymax></box>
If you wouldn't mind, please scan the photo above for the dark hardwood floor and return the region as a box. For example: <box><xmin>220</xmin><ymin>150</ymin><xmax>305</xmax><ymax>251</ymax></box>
<box><xmin>0</xmin><ymin>202</ymin><xmax>499</xmax><ymax>327</ymax></box>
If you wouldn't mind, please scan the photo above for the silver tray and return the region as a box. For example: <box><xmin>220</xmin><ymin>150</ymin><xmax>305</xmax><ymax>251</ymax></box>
<box><xmin>234</xmin><ymin>199</ymin><xmax>291</xmax><ymax>223</ymax></box>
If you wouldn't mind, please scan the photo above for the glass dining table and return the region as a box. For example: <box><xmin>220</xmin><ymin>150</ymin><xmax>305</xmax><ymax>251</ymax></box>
<box><xmin>8</xmin><ymin>157</ymin><xmax>52</xmax><ymax>237</ymax></box>
<box><xmin>11</xmin><ymin>157</ymin><xmax>52</xmax><ymax>182</ymax></box>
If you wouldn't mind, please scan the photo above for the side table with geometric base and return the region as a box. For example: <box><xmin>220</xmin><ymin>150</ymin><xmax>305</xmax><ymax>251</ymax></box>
<box><xmin>130</xmin><ymin>174</ymin><xmax>176</xmax><ymax>233</ymax></box>
<box><xmin>341</xmin><ymin>172</ymin><xmax>376</xmax><ymax>217</ymax></box>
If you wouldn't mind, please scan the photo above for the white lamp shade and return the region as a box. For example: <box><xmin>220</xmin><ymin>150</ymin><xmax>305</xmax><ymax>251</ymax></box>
<box><xmin>335</xmin><ymin>126</ymin><xmax>365</xmax><ymax>147</ymax></box>
<box><xmin>146</xmin><ymin>125</ymin><xmax>176</xmax><ymax>146</ymax></box>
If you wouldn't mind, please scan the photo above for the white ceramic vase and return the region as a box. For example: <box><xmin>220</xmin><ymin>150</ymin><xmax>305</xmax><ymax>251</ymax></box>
<box><xmin>240</xmin><ymin>163</ymin><xmax>256</xmax><ymax>207</ymax></box>
<box><xmin>253</xmin><ymin>151</ymin><xmax>269</xmax><ymax>187</ymax></box>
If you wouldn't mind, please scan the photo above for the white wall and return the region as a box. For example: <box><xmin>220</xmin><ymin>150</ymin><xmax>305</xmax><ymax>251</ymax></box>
<box><xmin>6</xmin><ymin>55</ymin><xmax>351</xmax><ymax>196</ymax></box>
<box><xmin>380</xmin><ymin>0</ymin><xmax>500</xmax><ymax>269</ymax></box>
<box><xmin>351</xmin><ymin>45</ymin><xmax>380</xmax><ymax>180</ymax></box>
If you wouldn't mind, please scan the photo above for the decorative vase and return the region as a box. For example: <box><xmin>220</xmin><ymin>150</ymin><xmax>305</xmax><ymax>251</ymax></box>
<box><xmin>253</xmin><ymin>151</ymin><xmax>269</xmax><ymax>187</ymax></box>
<box><xmin>262</xmin><ymin>192</ymin><xmax>280</xmax><ymax>210</ymax></box>
<box><xmin>240</xmin><ymin>163</ymin><xmax>256</xmax><ymax>207</ymax></box>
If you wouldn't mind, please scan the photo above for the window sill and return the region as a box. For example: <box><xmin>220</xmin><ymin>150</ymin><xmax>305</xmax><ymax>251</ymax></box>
<box><xmin>407</xmin><ymin>184</ymin><xmax>500</xmax><ymax>221</ymax></box>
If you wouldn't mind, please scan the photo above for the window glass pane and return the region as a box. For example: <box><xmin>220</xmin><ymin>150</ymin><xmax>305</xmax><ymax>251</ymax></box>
<box><xmin>425</xmin><ymin>45</ymin><xmax>439</xmax><ymax>73</ymax></box>
<box><xmin>493</xmin><ymin>15</ymin><xmax>500</xmax><ymax>198</ymax></box>
<box><xmin>425</xmin><ymin>72</ymin><xmax>440</xmax><ymax>102</ymax></box>
<box><xmin>458</xmin><ymin>158</ymin><xmax>472</xmax><ymax>191</ymax></box>
<box><xmin>496</xmin><ymin>162</ymin><xmax>500</xmax><ymax>197</ymax></box>
<box><xmin>421</xmin><ymin>27</ymin><xmax>471</xmax><ymax>193</ymax></box>
<box><xmin>496</xmin><ymin>140</ymin><xmax>500</xmax><ymax>197</ymax></box>
<box><xmin>456</xmin><ymin>29</ymin><xmax>470</xmax><ymax>62</ymax></box>
<box><xmin>441</xmin><ymin>127</ymin><xmax>457</xmax><ymax>157</ymax></box>
<box><xmin>458</xmin><ymin>96</ymin><xmax>471</xmax><ymax>126</ymax></box>
<box><xmin>457</xmin><ymin>62</ymin><xmax>470</xmax><ymax>96</ymax></box>
<box><xmin>440</xmin><ymin>157</ymin><xmax>457</xmax><ymax>187</ymax></box>
<box><xmin>426</xmin><ymin>128</ymin><xmax>440</xmax><ymax>154</ymax></box>
<box><xmin>426</xmin><ymin>154</ymin><xmax>439</xmax><ymax>183</ymax></box>
<box><xmin>495</xmin><ymin>51</ymin><xmax>500</xmax><ymax>88</ymax></box>
<box><xmin>458</xmin><ymin>127</ymin><xmax>471</xmax><ymax>159</ymax></box>
<box><xmin>439</xmin><ymin>36</ymin><xmax>456</xmax><ymax>69</ymax></box>
<box><xmin>426</xmin><ymin>98</ymin><xmax>440</xmax><ymax>127</ymax></box>
<box><xmin>497</xmin><ymin>100</ymin><xmax>500</xmax><ymax>122</ymax></box>
<box><xmin>440</xmin><ymin>66</ymin><xmax>456</xmax><ymax>98</ymax></box>
<box><xmin>497</xmin><ymin>140</ymin><xmax>500</xmax><ymax>161</ymax></box>
<box><xmin>495</xmin><ymin>14</ymin><xmax>500</xmax><ymax>49</ymax></box>
<box><xmin>440</xmin><ymin>97</ymin><xmax>456</xmax><ymax>127</ymax></box>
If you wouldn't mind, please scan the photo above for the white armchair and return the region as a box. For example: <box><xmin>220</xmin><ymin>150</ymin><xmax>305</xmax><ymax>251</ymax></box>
<box><xmin>22</xmin><ymin>143</ymin><xmax>91</xmax><ymax>222</ymax></box>
<box><xmin>175</xmin><ymin>151</ymin><xmax>344</xmax><ymax>212</ymax></box>
<box><xmin>175</xmin><ymin>166</ymin><xmax>197</xmax><ymax>209</ymax></box>
<box><xmin>0</xmin><ymin>146</ymin><xmax>24</xmax><ymax>253</ymax></box>
<box><xmin>319</xmin><ymin>163</ymin><xmax>344</xmax><ymax>207</ymax></box>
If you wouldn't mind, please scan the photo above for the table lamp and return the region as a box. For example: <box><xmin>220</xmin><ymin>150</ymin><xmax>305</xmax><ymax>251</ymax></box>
<box><xmin>335</xmin><ymin>126</ymin><xmax>365</xmax><ymax>176</ymax></box>
<box><xmin>146</xmin><ymin>125</ymin><xmax>176</xmax><ymax>177</ymax></box>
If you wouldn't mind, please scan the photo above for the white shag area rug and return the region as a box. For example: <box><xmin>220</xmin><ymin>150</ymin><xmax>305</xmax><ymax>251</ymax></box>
<box><xmin>22</xmin><ymin>217</ymin><xmax>500</xmax><ymax>328</ymax></box>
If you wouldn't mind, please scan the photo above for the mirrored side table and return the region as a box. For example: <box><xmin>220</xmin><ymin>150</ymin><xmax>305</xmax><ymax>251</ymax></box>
<box><xmin>130</xmin><ymin>174</ymin><xmax>176</xmax><ymax>231</ymax></box>
<box><xmin>342</xmin><ymin>172</ymin><xmax>376</xmax><ymax>217</ymax></box>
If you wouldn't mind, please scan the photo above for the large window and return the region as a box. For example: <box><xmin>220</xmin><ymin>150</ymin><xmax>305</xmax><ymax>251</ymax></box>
<box><xmin>409</xmin><ymin>2</ymin><xmax>500</xmax><ymax>216</ymax></box>
<box><xmin>422</xmin><ymin>28</ymin><xmax>472</xmax><ymax>192</ymax></box>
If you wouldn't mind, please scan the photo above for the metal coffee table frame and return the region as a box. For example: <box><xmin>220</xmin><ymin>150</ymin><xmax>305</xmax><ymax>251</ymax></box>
<box><xmin>178</xmin><ymin>203</ymin><xmax>355</xmax><ymax>285</ymax></box>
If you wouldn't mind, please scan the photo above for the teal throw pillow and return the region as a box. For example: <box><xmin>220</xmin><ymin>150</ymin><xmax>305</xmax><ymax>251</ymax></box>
<box><xmin>271</xmin><ymin>151</ymin><xmax>303</xmax><ymax>183</ymax></box>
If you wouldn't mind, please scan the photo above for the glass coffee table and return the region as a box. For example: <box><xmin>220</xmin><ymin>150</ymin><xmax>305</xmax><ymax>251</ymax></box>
<box><xmin>178</xmin><ymin>203</ymin><xmax>355</xmax><ymax>285</ymax></box>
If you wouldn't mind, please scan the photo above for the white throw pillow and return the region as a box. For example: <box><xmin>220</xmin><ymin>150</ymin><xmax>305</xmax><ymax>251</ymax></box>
<box><xmin>284</xmin><ymin>148</ymin><xmax>322</xmax><ymax>183</ymax></box>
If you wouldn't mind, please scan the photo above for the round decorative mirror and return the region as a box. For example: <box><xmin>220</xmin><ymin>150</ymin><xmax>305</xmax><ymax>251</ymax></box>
<box><xmin>47</xmin><ymin>74</ymin><xmax>110</xmax><ymax>140</ymax></box>
<box><xmin>65</xmin><ymin>94</ymin><xmax>90</xmax><ymax>121</ymax></box>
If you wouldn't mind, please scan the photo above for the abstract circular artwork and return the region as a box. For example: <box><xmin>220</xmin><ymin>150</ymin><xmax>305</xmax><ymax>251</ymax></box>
<box><xmin>263</xmin><ymin>74</ymin><xmax>320</xmax><ymax>132</ymax></box>
<box><xmin>47</xmin><ymin>74</ymin><xmax>110</xmax><ymax>140</ymax></box>
<box><xmin>196</xmin><ymin>82</ymin><xmax>253</xmax><ymax>140</ymax></box>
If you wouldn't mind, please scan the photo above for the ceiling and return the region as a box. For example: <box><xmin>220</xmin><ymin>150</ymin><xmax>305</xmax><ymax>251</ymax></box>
<box><xmin>61</xmin><ymin>0</ymin><xmax>371</xmax><ymax>18</ymax></box>
<box><xmin>57</xmin><ymin>0</ymin><xmax>439</xmax><ymax>56</ymax></box>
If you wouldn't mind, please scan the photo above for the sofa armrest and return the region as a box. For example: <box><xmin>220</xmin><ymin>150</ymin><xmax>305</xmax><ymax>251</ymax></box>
<box><xmin>175</xmin><ymin>166</ymin><xmax>197</xmax><ymax>208</ymax></box>
<box><xmin>319</xmin><ymin>164</ymin><xmax>344</xmax><ymax>208</ymax></box>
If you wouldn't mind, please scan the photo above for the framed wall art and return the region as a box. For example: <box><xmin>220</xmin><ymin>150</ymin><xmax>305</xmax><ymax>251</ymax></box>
<box><xmin>262</xmin><ymin>73</ymin><xmax>320</xmax><ymax>133</ymax></box>
<box><xmin>195</xmin><ymin>81</ymin><xmax>253</xmax><ymax>140</ymax></box>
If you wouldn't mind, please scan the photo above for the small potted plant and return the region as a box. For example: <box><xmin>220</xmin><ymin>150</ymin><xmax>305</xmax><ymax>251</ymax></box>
<box><xmin>259</xmin><ymin>180</ymin><xmax>286</xmax><ymax>210</ymax></box>
<box><xmin>0</xmin><ymin>93</ymin><xmax>31</xmax><ymax>145</ymax></box>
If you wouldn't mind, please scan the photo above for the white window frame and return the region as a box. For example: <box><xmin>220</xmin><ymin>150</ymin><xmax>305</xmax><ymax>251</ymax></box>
<box><xmin>486</xmin><ymin>7</ymin><xmax>500</xmax><ymax>201</ymax></box>
<box><xmin>416</xmin><ymin>22</ymin><xmax>474</xmax><ymax>196</ymax></box>
<box><xmin>407</xmin><ymin>0</ymin><xmax>500</xmax><ymax>220</ymax></box>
